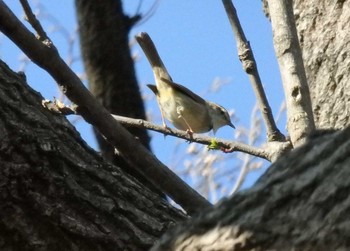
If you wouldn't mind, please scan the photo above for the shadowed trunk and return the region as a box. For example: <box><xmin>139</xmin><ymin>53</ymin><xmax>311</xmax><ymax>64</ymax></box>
<box><xmin>75</xmin><ymin>0</ymin><xmax>163</xmax><ymax>196</ymax></box>
<box><xmin>152</xmin><ymin>128</ymin><xmax>350</xmax><ymax>250</ymax></box>
<box><xmin>0</xmin><ymin>61</ymin><xmax>185</xmax><ymax>251</ymax></box>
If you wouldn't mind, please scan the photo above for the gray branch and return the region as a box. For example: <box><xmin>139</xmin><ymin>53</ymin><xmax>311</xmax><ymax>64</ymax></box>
<box><xmin>222</xmin><ymin>0</ymin><xmax>284</xmax><ymax>142</ymax></box>
<box><xmin>267</xmin><ymin>0</ymin><xmax>315</xmax><ymax>146</ymax></box>
<box><xmin>43</xmin><ymin>99</ymin><xmax>288</xmax><ymax>162</ymax></box>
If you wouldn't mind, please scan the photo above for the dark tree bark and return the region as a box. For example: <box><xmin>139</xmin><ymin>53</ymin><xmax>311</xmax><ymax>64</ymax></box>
<box><xmin>74</xmin><ymin>0</ymin><xmax>161</xmax><ymax>196</ymax></box>
<box><xmin>152</xmin><ymin>128</ymin><xmax>350</xmax><ymax>250</ymax></box>
<box><xmin>0</xmin><ymin>61</ymin><xmax>185</xmax><ymax>251</ymax></box>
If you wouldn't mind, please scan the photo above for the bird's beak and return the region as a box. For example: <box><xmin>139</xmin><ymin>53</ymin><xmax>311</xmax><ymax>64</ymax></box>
<box><xmin>228</xmin><ymin>121</ymin><xmax>235</xmax><ymax>129</ymax></box>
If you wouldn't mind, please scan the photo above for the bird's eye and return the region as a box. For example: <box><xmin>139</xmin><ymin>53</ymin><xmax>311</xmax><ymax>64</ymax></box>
<box><xmin>216</xmin><ymin>105</ymin><xmax>225</xmax><ymax>113</ymax></box>
<box><xmin>219</xmin><ymin>107</ymin><xmax>227</xmax><ymax>115</ymax></box>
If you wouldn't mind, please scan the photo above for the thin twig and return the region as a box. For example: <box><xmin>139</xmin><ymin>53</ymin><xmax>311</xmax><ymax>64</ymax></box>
<box><xmin>231</xmin><ymin>104</ymin><xmax>262</xmax><ymax>194</ymax></box>
<box><xmin>0</xmin><ymin>1</ymin><xmax>210</xmax><ymax>215</ymax></box>
<box><xmin>231</xmin><ymin>153</ymin><xmax>250</xmax><ymax>194</ymax></box>
<box><xmin>222</xmin><ymin>0</ymin><xmax>284</xmax><ymax>142</ymax></box>
<box><xmin>134</xmin><ymin>0</ymin><xmax>161</xmax><ymax>27</ymax></box>
<box><xmin>19</xmin><ymin>0</ymin><xmax>52</xmax><ymax>46</ymax></box>
<box><xmin>42</xmin><ymin>99</ymin><xmax>272</xmax><ymax>161</ymax></box>
<box><xmin>113</xmin><ymin>115</ymin><xmax>271</xmax><ymax>160</ymax></box>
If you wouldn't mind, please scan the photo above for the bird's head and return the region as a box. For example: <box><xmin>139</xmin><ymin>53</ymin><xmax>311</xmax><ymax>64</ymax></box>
<box><xmin>206</xmin><ymin>102</ymin><xmax>235</xmax><ymax>134</ymax></box>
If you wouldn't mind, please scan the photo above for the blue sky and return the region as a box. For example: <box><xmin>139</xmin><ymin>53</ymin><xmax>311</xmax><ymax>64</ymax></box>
<box><xmin>1</xmin><ymin>1</ymin><xmax>286</xmax><ymax>202</ymax></box>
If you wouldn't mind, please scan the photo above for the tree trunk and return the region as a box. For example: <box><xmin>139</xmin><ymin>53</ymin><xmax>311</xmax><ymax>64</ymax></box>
<box><xmin>0</xmin><ymin>61</ymin><xmax>185</xmax><ymax>251</ymax></box>
<box><xmin>263</xmin><ymin>0</ymin><xmax>350</xmax><ymax>129</ymax></box>
<box><xmin>293</xmin><ymin>0</ymin><xmax>350</xmax><ymax>129</ymax></box>
<box><xmin>152</xmin><ymin>128</ymin><xmax>350</xmax><ymax>250</ymax></box>
<box><xmin>74</xmin><ymin>0</ymin><xmax>162</xmax><ymax>196</ymax></box>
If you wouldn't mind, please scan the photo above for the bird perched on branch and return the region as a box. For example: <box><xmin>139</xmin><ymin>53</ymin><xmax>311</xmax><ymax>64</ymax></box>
<box><xmin>136</xmin><ymin>32</ymin><xmax>235</xmax><ymax>134</ymax></box>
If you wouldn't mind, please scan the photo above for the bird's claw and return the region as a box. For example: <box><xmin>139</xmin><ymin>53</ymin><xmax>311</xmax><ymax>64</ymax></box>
<box><xmin>220</xmin><ymin>147</ymin><xmax>234</xmax><ymax>153</ymax></box>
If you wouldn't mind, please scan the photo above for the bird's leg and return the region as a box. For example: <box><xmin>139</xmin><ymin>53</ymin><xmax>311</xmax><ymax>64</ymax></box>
<box><xmin>156</xmin><ymin>97</ymin><xmax>170</xmax><ymax>131</ymax></box>
<box><xmin>176</xmin><ymin>107</ymin><xmax>194</xmax><ymax>139</ymax></box>
<box><xmin>220</xmin><ymin>147</ymin><xmax>234</xmax><ymax>153</ymax></box>
<box><xmin>182</xmin><ymin>120</ymin><xmax>194</xmax><ymax>140</ymax></box>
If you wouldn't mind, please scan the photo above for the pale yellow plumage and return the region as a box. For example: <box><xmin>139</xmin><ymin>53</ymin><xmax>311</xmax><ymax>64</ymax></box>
<box><xmin>136</xmin><ymin>32</ymin><xmax>235</xmax><ymax>134</ymax></box>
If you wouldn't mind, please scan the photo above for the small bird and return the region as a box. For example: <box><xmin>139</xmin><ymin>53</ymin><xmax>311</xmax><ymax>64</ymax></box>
<box><xmin>136</xmin><ymin>32</ymin><xmax>235</xmax><ymax>134</ymax></box>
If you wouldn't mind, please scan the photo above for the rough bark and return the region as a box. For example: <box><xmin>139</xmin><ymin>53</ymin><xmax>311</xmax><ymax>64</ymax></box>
<box><xmin>152</xmin><ymin>127</ymin><xmax>350</xmax><ymax>251</ymax></box>
<box><xmin>268</xmin><ymin>0</ymin><xmax>315</xmax><ymax>146</ymax></box>
<box><xmin>264</xmin><ymin>0</ymin><xmax>350</xmax><ymax>129</ymax></box>
<box><xmin>0</xmin><ymin>61</ymin><xmax>185</xmax><ymax>251</ymax></box>
<box><xmin>74</xmin><ymin>0</ymin><xmax>158</xmax><ymax>195</ymax></box>
<box><xmin>0</xmin><ymin>0</ymin><xmax>210</xmax><ymax>214</ymax></box>
<box><xmin>293</xmin><ymin>0</ymin><xmax>350</xmax><ymax>129</ymax></box>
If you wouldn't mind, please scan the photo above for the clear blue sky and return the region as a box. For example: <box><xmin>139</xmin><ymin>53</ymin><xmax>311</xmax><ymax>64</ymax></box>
<box><xmin>1</xmin><ymin>0</ymin><xmax>286</xmax><ymax>202</ymax></box>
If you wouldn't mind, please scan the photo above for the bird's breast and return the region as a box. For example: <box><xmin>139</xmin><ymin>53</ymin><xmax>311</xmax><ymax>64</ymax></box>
<box><xmin>159</xmin><ymin>89</ymin><xmax>212</xmax><ymax>133</ymax></box>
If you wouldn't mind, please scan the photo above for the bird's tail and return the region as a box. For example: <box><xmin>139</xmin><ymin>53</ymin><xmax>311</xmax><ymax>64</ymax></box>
<box><xmin>135</xmin><ymin>32</ymin><xmax>172</xmax><ymax>81</ymax></box>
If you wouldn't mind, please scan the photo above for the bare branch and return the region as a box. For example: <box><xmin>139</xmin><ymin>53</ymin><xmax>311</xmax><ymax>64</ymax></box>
<box><xmin>42</xmin><ymin>99</ymin><xmax>272</xmax><ymax>161</ymax></box>
<box><xmin>231</xmin><ymin>104</ymin><xmax>263</xmax><ymax>194</ymax></box>
<box><xmin>19</xmin><ymin>0</ymin><xmax>51</xmax><ymax>45</ymax></box>
<box><xmin>134</xmin><ymin>0</ymin><xmax>161</xmax><ymax>27</ymax></box>
<box><xmin>113</xmin><ymin>115</ymin><xmax>273</xmax><ymax>160</ymax></box>
<box><xmin>222</xmin><ymin>0</ymin><xmax>284</xmax><ymax>142</ymax></box>
<box><xmin>267</xmin><ymin>0</ymin><xmax>315</xmax><ymax>146</ymax></box>
<box><xmin>231</xmin><ymin>155</ymin><xmax>250</xmax><ymax>194</ymax></box>
<box><xmin>0</xmin><ymin>1</ymin><xmax>210</xmax><ymax>215</ymax></box>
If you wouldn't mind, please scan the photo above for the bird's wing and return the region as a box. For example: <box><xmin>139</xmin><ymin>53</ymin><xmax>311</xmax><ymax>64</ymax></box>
<box><xmin>160</xmin><ymin>77</ymin><xmax>207</xmax><ymax>105</ymax></box>
<box><xmin>146</xmin><ymin>84</ymin><xmax>159</xmax><ymax>96</ymax></box>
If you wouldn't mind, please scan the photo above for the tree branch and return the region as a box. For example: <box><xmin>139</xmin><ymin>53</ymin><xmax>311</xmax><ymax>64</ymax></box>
<box><xmin>42</xmin><ymin>99</ymin><xmax>273</xmax><ymax>161</ymax></box>
<box><xmin>222</xmin><ymin>0</ymin><xmax>285</xmax><ymax>142</ymax></box>
<box><xmin>0</xmin><ymin>1</ymin><xmax>210</xmax><ymax>215</ymax></box>
<box><xmin>19</xmin><ymin>0</ymin><xmax>51</xmax><ymax>44</ymax></box>
<box><xmin>267</xmin><ymin>0</ymin><xmax>315</xmax><ymax>146</ymax></box>
<box><xmin>0</xmin><ymin>60</ymin><xmax>186</xmax><ymax>250</ymax></box>
<box><xmin>113</xmin><ymin>115</ymin><xmax>274</xmax><ymax>160</ymax></box>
